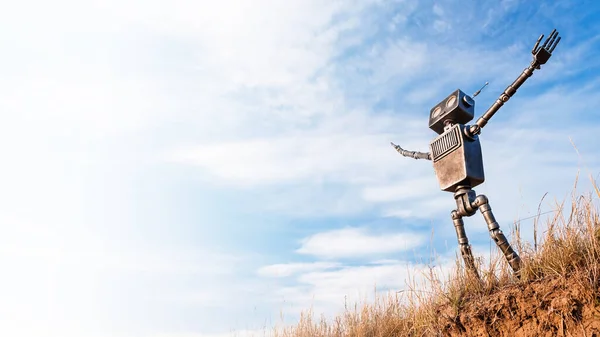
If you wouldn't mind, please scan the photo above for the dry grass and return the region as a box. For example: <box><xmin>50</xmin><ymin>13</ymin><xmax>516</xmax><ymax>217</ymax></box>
<box><xmin>272</xmin><ymin>174</ymin><xmax>600</xmax><ymax>337</ymax></box>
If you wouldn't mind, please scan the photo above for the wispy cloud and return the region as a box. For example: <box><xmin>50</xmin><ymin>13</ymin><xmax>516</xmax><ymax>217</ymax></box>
<box><xmin>257</xmin><ymin>262</ymin><xmax>341</xmax><ymax>278</ymax></box>
<box><xmin>261</xmin><ymin>257</ymin><xmax>457</xmax><ymax>324</ymax></box>
<box><xmin>296</xmin><ymin>227</ymin><xmax>426</xmax><ymax>259</ymax></box>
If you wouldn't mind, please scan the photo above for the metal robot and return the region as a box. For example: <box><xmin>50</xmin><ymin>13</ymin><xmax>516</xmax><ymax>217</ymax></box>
<box><xmin>391</xmin><ymin>29</ymin><xmax>561</xmax><ymax>277</ymax></box>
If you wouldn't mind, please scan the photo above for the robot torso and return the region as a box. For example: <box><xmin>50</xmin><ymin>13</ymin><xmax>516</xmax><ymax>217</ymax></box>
<box><xmin>429</xmin><ymin>124</ymin><xmax>485</xmax><ymax>192</ymax></box>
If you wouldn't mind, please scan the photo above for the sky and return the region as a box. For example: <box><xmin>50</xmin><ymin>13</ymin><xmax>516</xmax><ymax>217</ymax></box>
<box><xmin>1</xmin><ymin>0</ymin><xmax>600</xmax><ymax>336</ymax></box>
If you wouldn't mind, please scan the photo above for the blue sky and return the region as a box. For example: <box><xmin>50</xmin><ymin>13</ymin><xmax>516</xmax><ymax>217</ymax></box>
<box><xmin>1</xmin><ymin>0</ymin><xmax>600</xmax><ymax>336</ymax></box>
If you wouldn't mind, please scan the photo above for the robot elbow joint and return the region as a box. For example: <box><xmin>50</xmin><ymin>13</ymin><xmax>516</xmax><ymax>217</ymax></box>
<box><xmin>474</xmin><ymin>195</ymin><xmax>488</xmax><ymax>207</ymax></box>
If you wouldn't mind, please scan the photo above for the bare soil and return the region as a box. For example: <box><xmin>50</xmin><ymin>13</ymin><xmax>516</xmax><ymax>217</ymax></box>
<box><xmin>440</xmin><ymin>274</ymin><xmax>600</xmax><ymax>337</ymax></box>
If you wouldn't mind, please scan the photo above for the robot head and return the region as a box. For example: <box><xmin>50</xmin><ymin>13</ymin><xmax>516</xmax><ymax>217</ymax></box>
<box><xmin>428</xmin><ymin>89</ymin><xmax>475</xmax><ymax>134</ymax></box>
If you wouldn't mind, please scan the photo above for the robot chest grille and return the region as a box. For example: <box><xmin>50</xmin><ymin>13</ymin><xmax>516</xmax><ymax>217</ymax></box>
<box><xmin>431</xmin><ymin>127</ymin><xmax>462</xmax><ymax>162</ymax></box>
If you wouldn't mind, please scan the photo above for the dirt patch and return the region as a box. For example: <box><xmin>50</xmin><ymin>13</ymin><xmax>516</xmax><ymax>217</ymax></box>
<box><xmin>439</xmin><ymin>275</ymin><xmax>600</xmax><ymax>337</ymax></box>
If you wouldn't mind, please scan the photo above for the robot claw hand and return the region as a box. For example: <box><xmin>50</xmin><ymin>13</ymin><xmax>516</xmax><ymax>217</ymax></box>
<box><xmin>532</xmin><ymin>29</ymin><xmax>561</xmax><ymax>67</ymax></box>
<box><xmin>390</xmin><ymin>142</ymin><xmax>432</xmax><ymax>160</ymax></box>
<box><xmin>469</xmin><ymin>28</ymin><xmax>561</xmax><ymax>136</ymax></box>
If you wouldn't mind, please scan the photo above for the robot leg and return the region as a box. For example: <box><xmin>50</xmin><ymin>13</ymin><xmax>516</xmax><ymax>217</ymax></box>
<box><xmin>451</xmin><ymin>210</ymin><xmax>479</xmax><ymax>278</ymax></box>
<box><xmin>473</xmin><ymin>195</ymin><xmax>522</xmax><ymax>274</ymax></box>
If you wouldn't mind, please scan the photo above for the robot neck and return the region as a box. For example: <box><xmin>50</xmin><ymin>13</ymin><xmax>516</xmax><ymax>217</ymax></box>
<box><xmin>443</xmin><ymin>119</ymin><xmax>456</xmax><ymax>131</ymax></box>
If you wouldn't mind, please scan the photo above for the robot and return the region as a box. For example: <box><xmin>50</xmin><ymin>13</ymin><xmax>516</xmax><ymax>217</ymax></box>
<box><xmin>391</xmin><ymin>29</ymin><xmax>561</xmax><ymax>277</ymax></box>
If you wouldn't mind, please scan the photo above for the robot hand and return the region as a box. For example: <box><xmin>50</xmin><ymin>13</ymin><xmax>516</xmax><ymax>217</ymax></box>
<box><xmin>390</xmin><ymin>142</ymin><xmax>432</xmax><ymax>160</ymax></box>
<box><xmin>531</xmin><ymin>29</ymin><xmax>561</xmax><ymax>67</ymax></box>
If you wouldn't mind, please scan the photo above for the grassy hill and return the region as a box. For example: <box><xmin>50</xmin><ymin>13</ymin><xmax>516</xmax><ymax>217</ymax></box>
<box><xmin>274</xmin><ymin>177</ymin><xmax>600</xmax><ymax>337</ymax></box>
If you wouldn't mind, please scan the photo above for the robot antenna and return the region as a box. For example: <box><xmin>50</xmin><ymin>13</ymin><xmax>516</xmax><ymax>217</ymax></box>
<box><xmin>472</xmin><ymin>81</ymin><xmax>489</xmax><ymax>98</ymax></box>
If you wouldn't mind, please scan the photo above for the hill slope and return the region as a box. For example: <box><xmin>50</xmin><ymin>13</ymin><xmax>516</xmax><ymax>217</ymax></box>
<box><xmin>274</xmin><ymin>182</ymin><xmax>600</xmax><ymax>337</ymax></box>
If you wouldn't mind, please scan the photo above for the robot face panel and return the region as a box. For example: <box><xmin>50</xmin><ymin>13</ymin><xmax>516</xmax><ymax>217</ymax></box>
<box><xmin>428</xmin><ymin>89</ymin><xmax>475</xmax><ymax>134</ymax></box>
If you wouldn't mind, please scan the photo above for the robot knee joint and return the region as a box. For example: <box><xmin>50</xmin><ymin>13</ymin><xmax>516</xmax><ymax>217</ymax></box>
<box><xmin>451</xmin><ymin>210</ymin><xmax>460</xmax><ymax>220</ymax></box>
<box><xmin>490</xmin><ymin>228</ymin><xmax>503</xmax><ymax>242</ymax></box>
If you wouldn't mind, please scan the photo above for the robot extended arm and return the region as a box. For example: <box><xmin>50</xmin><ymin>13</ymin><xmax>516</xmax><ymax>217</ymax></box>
<box><xmin>390</xmin><ymin>142</ymin><xmax>432</xmax><ymax>160</ymax></box>
<box><xmin>468</xmin><ymin>29</ymin><xmax>561</xmax><ymax>136</ymax></box>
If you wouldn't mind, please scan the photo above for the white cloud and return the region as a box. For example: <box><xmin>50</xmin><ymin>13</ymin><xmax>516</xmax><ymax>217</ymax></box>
<box><xmin>433</xmin><ymin>3</ymin><xmax>445</xmax><ymax>16</ymax></box>
<box><xmin>257</xmin><ymin>262</ymin><xmax>340</xmax><ymax>278</ymax></box>
<box><xmin>169</xmin><ymin>132</ymin><xmax>414</xmax><ymax>187</ymax></box>
<box><xmin>296</xmin><ymin>227</ymin><xmax>426</xmax><ymax>259</ymax></box>
<box><xmin>362</xmin><ymin>177</ymin><xmax>437</xmax><ymax>202</ymax></box>
<box><xmin>0</xmin><ymin>74</ymin><xmax>166</xmax><ymax>142</ymax></box>
<box><xmin>264</xmin><ymin>257</ymin><xmax>458</xmax><ymax>325</ymax></box>
<box><xmin>381</xmin><ymin>194</ymin><xmax>455</xmax><ymax>220</ymax></box>
<box><xmin>382</xmin><ymin>208</ymin><xmax>415</xmax><ymax>218</ymax></box>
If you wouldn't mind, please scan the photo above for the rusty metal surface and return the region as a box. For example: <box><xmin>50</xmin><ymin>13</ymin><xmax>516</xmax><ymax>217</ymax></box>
<box><xmin>430</xmin><ymin>124</ymin><xmax>484</xmax><ymax>192</ymax></box>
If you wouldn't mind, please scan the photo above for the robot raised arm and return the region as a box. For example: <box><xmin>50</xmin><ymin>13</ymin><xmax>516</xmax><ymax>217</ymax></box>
<box><xmin>468</xmin><ymin>29</ymin><xmax>561</xmax><ymax>136</ymax></box>
<box><xmin>390</xmin><ymin>142</ymin><xmax>432</xmax><ymax>160</ymax></box>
